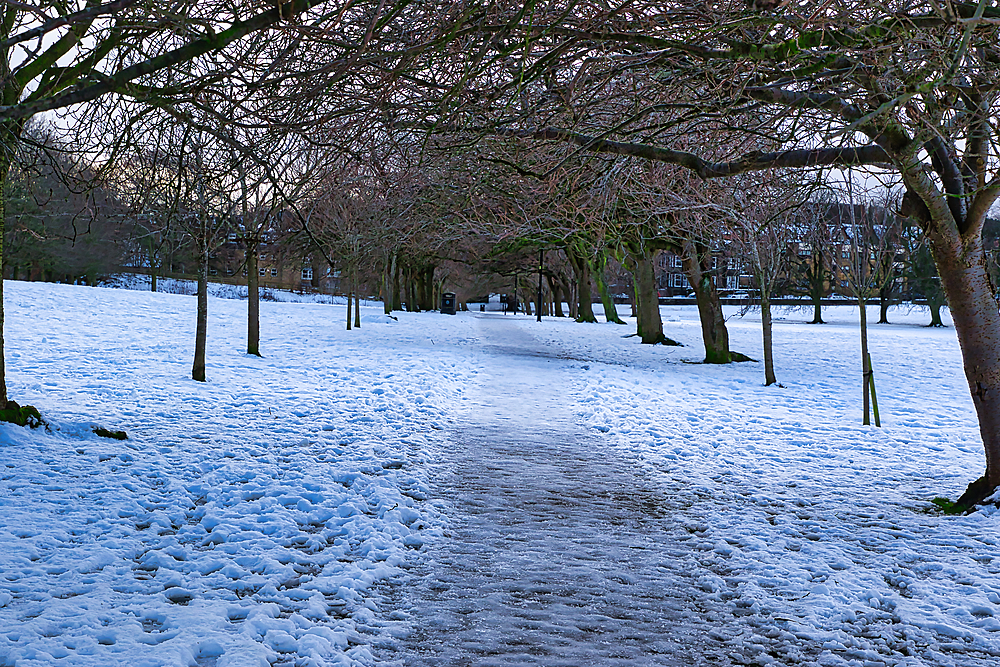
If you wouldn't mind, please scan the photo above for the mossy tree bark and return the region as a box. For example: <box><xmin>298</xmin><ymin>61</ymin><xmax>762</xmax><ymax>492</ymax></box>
<box><xmin>592</xmin><ymin>249</ymin><xmax>624</xmax><ymax>324</ymax></box>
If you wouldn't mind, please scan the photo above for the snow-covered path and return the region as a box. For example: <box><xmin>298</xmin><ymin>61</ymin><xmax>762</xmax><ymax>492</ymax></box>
<box><xmin>378</xmin><ymin>315</ymin><xmax>718</xmax><ymax>666</ymax></box>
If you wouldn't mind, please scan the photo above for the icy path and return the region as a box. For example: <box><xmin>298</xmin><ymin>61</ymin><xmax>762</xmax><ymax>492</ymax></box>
<box><xmin>377</xmin><ymin>315</ymin><xmax>719</xmax><ymax>666</ymax></box>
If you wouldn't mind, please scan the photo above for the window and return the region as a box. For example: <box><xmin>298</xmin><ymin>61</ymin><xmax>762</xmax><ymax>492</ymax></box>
<box><xmin>727</xmin><ymin>275</ymin><xmax>738</xmax><ymax>289</ymax></box>
<box><xmin>670</xmin><ymin>273</ymin><xmax>685</xmax><ymax>288</ymax></box>
<box><xmin>259</xmin><ymin>268</ymin><xmax>266</xmax><ymax>277</ymax></box>
<box><xmin>302</xmin><ymin>267</ymin><xmax>313</xmax><ymax>281</ymax></box>
<box><xmin>271</xmin><ymin>268</ymin><xmax>278</xmax><ymax>277</ymax></box>
<box><xmin>671</xmin><ymin>254</ymin><xmax>683</xmax><ymax>268</ymax></box>
<box><xmin>209</xmin><ymin>268</ymin><xmax>218</xmax><ymax>276</ymax></box>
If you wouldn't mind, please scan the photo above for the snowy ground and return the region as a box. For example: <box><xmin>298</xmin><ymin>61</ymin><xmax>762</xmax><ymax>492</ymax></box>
<box><xmin>514</xmin><ymin>304</ymin><xmax>1000</xmax><ymax>666</ymax></box>
<box><xmin>2</xmin><ymin>281</ymin><xmax>999</xmax><ymax>666</ymax></box>
<box><xmin>0</xmin><ymin>281</ymin><xmax>480</xmax><ymax>666</ymax></box>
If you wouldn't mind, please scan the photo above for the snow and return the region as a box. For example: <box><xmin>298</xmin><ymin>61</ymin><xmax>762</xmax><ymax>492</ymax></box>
<box><xmin>509</xmin><ymin>304</ymin><xmax>1000</xmax><ymax>665</ymax></box>
<box><xmin>2</xmin><ymin>281</ymin><xmax>999</xmax><ymax>666</ymax></box>
<box><xmin>0</xmin><ymin>281</ymin><xmax>479</xmax><ymax>666</ymax></box>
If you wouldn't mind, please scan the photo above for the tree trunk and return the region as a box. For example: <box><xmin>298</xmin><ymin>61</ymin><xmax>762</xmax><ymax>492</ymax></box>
<box><xmin>808</xmin><ymin>247</ymin><xmax>826</xmax><ymax>324</ymax></box>
<box><xmin>931</xmin><ymin>230</ymin><xmax>1000</xmax><ymax>504</ymax></box>
<box><xmin>566</xmin><ymin>247</ymin><xmax>597</xmax><ymax>323</ymax></box>
<box><xmin>392</xmin><ymin>257</ymin><xmax>402</xmax><ymax>312</ymax></box>
<box><xmin>567</xmin><ymin>277</ymin><xmax>578</xmax><ymax>319</ymax></box>
<box><xmin>593</xmin><ymin>251</ymin><xmax>624</xmax><ymax>324</ymax></box>
<box><xmin>246</xmin><ymin>242</ymin><xmax>261</xmax><ymax>356</ymax></box>
<box><xmin>346</xmin><ymin>280</ymin><xmax>353</xmax><ymax>331</ymax></box>
<box><xmin>683</xmin><ymin>239</ymin><xmax>731</xmax><ymax>363</ymax></box>
<box><xmin>192</xmin><ymin>244</ymin><xmax>209</xmax><ymax>382</ymax></box>
<box><xmin>546</xmin><ymin>275</ymin><xmax>565</xmax><ymax>317</ymax></box>
<box><xmin>878</xmin><ymin>283</ymin><xmax>892</xmax><ymax>324</ymax></box>
<box><xmin>629</xmin><ymin>250</ymin><xmax>672</xmax><ymax>345</ymax></box>
<box><xmin>408</xmin><ymin>276</ymin><xmax>417</xmax><ymax>312</ymax></box>
<box><xmin>419</xmin><ymin>266</ymin><xmax>435</xmax><ymax>311</ymax></box>
<box><xmin>859</xmin><ymin>297</ymin><xmax>871</xmax><ymax>425</ymax></box>
<box><xmin>354</xmin><ymin>292</ymin><xmax>361</xmax><ymax>329</ymax></box>
<box><xmin>928</xmin><ymin>298</ymin><xmax>945</xmax><ymax>327</ymax></box>
<box><xmin>383</xmin><ymin>256</ymin><xmax>393</xmax><ymax>315</ymax></box>
<box><xmin>761</xmin><ymin>288</ymin><xmax>776</xmax><ymax>386</ymax></box>
<box><xmin>0</xmin><ymin>151</ymin><xmax>8</xmax><ymax>407</ymax></box>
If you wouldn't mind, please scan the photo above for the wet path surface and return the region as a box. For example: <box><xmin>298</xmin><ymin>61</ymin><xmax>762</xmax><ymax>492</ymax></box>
<box><xmin>378</xmin><ymin>316</ymin><xmax>722</xmax><ymax>666</ymax></box>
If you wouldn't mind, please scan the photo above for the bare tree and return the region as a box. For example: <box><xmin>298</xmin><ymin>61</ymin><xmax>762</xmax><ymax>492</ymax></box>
<box><xmin>447</xmin><ymin>1</ymin><xmax>1000</xmax><ymax>506</ymax></box>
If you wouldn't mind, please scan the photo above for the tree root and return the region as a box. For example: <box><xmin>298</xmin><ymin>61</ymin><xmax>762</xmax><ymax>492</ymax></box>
<box><xmin>647</xmin><ymin>334</ymin><xmax>683</xmax><ymax>346</ymax></box>
<box><xmin>730</xmin><ymin>351</ymin><xmax>757</xmax><ymax>362</ymax></box>
<box><xmin>951</xmin><ymin>475</ymin><xmax>1000</xmax><ymax>513</ymax></box>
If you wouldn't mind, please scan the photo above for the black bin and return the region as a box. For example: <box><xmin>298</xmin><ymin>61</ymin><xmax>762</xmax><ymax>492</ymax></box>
<box><xmin>441</xmin><ymin>292</ymin><xmax>457</xmax><ymax>315</ymax></box>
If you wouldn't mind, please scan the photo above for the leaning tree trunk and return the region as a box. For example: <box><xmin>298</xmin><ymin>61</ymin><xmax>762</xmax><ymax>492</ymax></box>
<box><xmin>932</xmin><ymin>229</ymin><xmax>1000</xmax><ymax>507</ymax></box>
<box><xmin>683</xmin><ymin>240</ymin><xmax>732</xmax><ymax>364</ymax></box>
<box><xmin>192</xmin><ymin>243</ymin><xmax>209</xmax><ymax>382</ymax></box>
<box><xmin>246</xmin><ymin>242</ymin><xmax>261</xmax><ymax>356</ymax></box>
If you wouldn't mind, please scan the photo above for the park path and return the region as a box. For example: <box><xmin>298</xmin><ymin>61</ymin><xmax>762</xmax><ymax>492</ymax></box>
<box><xmin>377</xmin><ymin>315</ymin><xmax>725</xmax><ymax>666</ymax></box>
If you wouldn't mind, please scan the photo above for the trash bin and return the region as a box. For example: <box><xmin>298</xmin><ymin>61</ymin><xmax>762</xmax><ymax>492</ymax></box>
<box><xmin>441</xmin><ymin>292</ymin><xmax>457</xmax><ymax>315</ymax></box>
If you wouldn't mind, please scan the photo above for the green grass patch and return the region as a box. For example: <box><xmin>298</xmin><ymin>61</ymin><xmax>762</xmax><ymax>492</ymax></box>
<box><xmin>930</xmin><ymin>497</ymin><xmax>966</xmax><ymax>515</ymax></box>
<box><xmin>0</xmin><ymin>401</ymin><xmax>45</xmax><ymax>429</ymax></box>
